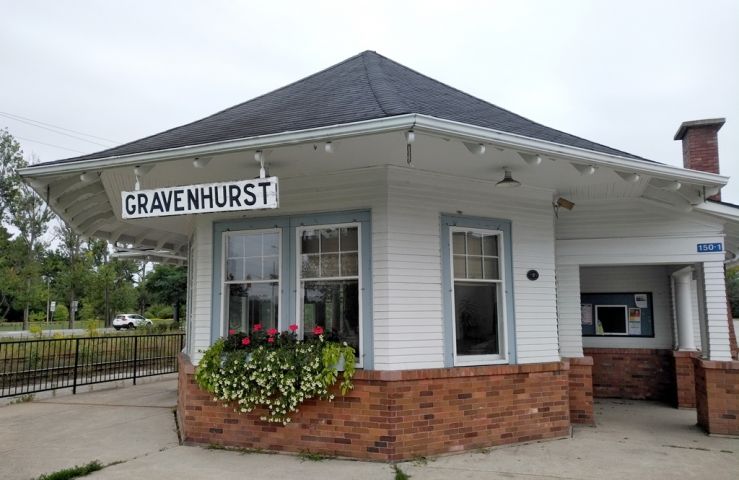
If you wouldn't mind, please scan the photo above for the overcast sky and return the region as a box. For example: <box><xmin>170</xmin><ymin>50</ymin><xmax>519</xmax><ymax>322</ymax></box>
<box><xmin>2</xmin><ymin>0</ymin><xmax>738</xmax><ymax>202</ymax></box>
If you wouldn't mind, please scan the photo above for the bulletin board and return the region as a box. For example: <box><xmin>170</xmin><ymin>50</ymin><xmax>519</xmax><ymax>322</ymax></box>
<box><xmin>581</xmin><ymin>292</ymin><xmax>654</xmax><ymax>337</ymax></box>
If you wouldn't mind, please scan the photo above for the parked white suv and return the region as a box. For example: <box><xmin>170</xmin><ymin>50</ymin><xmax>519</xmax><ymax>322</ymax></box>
<box><xmin>113</xmin><ymin>314</ymin><xmax>153</xmax><ymax>330</ymax></box>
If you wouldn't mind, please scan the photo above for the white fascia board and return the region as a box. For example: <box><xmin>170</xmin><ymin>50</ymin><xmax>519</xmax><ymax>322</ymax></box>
<box><xmin>19</xmin><ymin>113</ymin><xmax>729</xmax><ymax>189</ymax></box>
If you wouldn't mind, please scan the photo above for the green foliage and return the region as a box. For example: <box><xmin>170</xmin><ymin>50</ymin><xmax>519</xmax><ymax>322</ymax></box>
<box><xmin>29</xmin><ymin>324</ymin><xmax>43</xmax><ymax>337</ymax></box>
<box><xmin>29</xmin><ymin>311</ymin><xmax>45</xmax><ymax>322</ymax></box>
<box><xmin>35</xmin><ymin>460</ymin><xmax>103</xmax><ymax>480</ymax></box>
<box><xmin>196</xmin><ymin>329</ymin><xmax>356</xmax><ymax>424</ymax></box>
<box><xmin>145</xmin><ymin>264</ymin><xmax>187</xmax><ymax>322</ymax></box>
<box><xmin>85</xmin><ymin>319</ymin><xmax>99</xmax><ymax>336</ymax></box>
<box><xmin>145</xmin><ymin>303</ymin><xmax>174</xmax><ymax>319</ymax></box>
<box><xmin>727</xmin><ymin>266</ymin><xmax>739</xmax><ymax>318</ymax></box>
<box><xmin>393</xmin><ymin>465</ymin><xmax>411</xmax><ymax>480</ymax></box>
<box><xmin>53</xmin><ymin>303</ymin><xmax>69</xmax><ymax>322</ymax></box>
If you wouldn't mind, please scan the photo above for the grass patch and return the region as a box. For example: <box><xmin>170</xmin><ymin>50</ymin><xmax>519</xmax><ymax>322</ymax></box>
<box><xmin>393</xmin><ymin>464</ymin><xmax>411</xmax><ymax>480</ymax></box>
<box><xmin>35</xmin><ymin>460</ymin><xmax>103</xmax><ymax>480</ymax></box>
<box><xmin>206</xmin><ymin>443</ymin><xmax>269</xmax><ymax>455</ymax></box>
<box><xmin>298</xmin><ymin>450</ymin><xmax>332</xmax><ymax>462</ymax></box>
<box><xmin>8</xmin><ymin>393</ymin><xmax>34</xmax><ymax>404</ymax></box>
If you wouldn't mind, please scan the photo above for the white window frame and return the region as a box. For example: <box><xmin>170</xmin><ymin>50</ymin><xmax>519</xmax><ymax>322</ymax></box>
<box><xmin>295</xmin><ymin>222</ymin><xmax>363</xmax><ymax>368</ymax></box>
<box><xmin>221</xmin><ymin>228</ymin><xmax>283</xmax><ymax>332</ymax></box>
<box><xmin>449</xmin><ymin>226</ymin><xmax>508</xmax><ymax>366</ymax></box>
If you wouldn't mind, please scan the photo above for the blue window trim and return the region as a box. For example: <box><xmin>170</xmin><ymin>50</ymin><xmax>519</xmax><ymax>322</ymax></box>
<box><xmin>211</xmin><ymin>210</ymin><xmax>373</xmax><ymax>369</ymax></box>
<box><xmin>440</xmin><ymin>214</ymin><xmax>517</xmax><ymax>366</ymax></box>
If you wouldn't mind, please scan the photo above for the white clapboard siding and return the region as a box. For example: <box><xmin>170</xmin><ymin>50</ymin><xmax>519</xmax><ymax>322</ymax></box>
<box><xmin>702</xmin><ymin>261</ymin><xmax>732</xmax><ymax>360</ymax></box>
<box><xmin>375</xmin><ymin>167</ymin><xmax>559</xmax><ymax>369</ymax></box>
<box><xmin>580</xmin><ymin>266</ymin><xmax>674</xmax><ymax>349</ymax></box>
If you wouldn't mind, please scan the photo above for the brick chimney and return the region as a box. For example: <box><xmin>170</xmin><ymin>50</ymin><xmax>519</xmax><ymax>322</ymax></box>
<box><xmin>674</xmin><ymin>118</ymin><xmax>725</xmax><ymax>201</ymax></box>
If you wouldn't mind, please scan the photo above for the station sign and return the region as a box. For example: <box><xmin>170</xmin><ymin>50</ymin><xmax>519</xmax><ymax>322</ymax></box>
<box><xmin>121</xmin><ymin>177</ymin><xmax>279</xmax><ymax>219</ymax></box>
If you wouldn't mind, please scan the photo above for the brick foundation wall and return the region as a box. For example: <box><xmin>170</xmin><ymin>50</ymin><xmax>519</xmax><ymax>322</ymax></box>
<box><xmin>177</xmin><ymin>354</ymin><xmax>571</xmax><ymax>461</ymax></box>
<box><xmin>672</xmin><ymin>351</ymin><xmax>698</xmax><ymax>408</ymax></box>
<box><xmin>566</xmin><ymin>357</ymin><xmax>594</xmax><ymax>425</ymax></box>
<box><xmin>584</xmin><ymin>348</ymin><xmax>676</xmax><ymax>403</ymax></box>
<box><xmin>694</xmin><ymin>358</ymin><xmax>739</xmax><ymax>435</ymax></box>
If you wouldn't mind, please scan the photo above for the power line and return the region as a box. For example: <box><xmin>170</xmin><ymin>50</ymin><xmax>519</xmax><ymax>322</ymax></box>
<box><xmin>0</xmin><ymin>111</ymin><xmax>121</xmax><ymax>145</ymax></box>
<box><xmin>14</xmin><ymin>135</ymin><xmax>88</xmax><ymax>155</ymax></box>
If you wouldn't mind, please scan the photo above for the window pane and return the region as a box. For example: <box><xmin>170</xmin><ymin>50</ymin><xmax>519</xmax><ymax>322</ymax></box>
<box><xmin>226</xmin><ymin>259</ymin><xmax>244</xmax><ymax>281</ymax></box>
<box><xmin>263</xmin><ymin>255</ymin><xmax>279</xmax><ymax>280</ymax></box>
<box><xmin>227</xmin><ymin>235</ymin><xmax>245</xmax><ymax>258</ymax></box>
<box><xmin>340</xmin><ymin>252</ymin><xmax>358</xmax><ymax>276</ymax></box>
<box><xmin>597</xmin><ymin>306</ymin><xmax>627</xmax><ymax>334</ymax></box>
<box><xmin>227</xmin><ymin>282</ymin><xmax>278</xmax><ymax>332</ymax></box>
<box><xmin>301</xmin><ymin>254</ymin><xmax>319</xmax><ymax>277</ymax></box>
<box><xmin>244</xmin><ymin>257</ymin><xmax>262</xmax><ymax>280</ymax></box>
<box><xmin>483</xmin><ymin>235</ymin><xmax>498</xmax><ymax>256</ymax></box>
<box><xmin>244</xmin><ymin>234</ymin><xmax>262</xmax><ymax>258</ymax></box>
<box><xmin>262</xmin><ymin>232</ymin><xmax>279</xmax><ymax>256</ymax></box>
<box><xmin>454</xmin><ymin>282</ymin><xmax>500</xmax><ymax>356</ymax></box>
<box><xmin>321</xmin><ymin>229</ymin><xmax>340</xmax><ymax>252</ymax></box>
<box><xmin>452</xmin><ymin>232</ymin><xmax>466</xmax><ymax>255</ymax></box>
<box><xmin>453</xmin><ymin>255</ymin><xmax>466</xmax><ymax>278</ymax></box>
<box><xmin>340</xmin><ymin>227</ymin><xmax>358</xmax><ymax>251</ymax></box>
<box><xmin>467</xmin><ymin>233</ymin><xmax>482</xmax><ymax>255</ymax></box>
<box><xmin>483</xmin><ymin>258</ymin><xmax>499</xmax><ymax>280</ymax></box>
<box><xmin>467</xmin><ymin>255</ymin><xmax>483</xmax><ymax>279</ymax></box>
<box><xmin>321</xmin><ymin>253</ymin><xmax>340</xmax><ymax>277</ymax></box>
<box><xmin>302</xmin><ymin>280</ymin><xmax>359</xmax><ymax>354</ymax></box>
<box><xmin>301</xmin><ymin>230</ymin><xmax>319</xmax><ymax>254</ymax></box>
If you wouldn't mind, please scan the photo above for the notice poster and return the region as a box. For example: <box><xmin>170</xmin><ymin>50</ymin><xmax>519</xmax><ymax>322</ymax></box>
<box><xmin>634</xmin><ymin>293</ymin><xmax>648</xmax><ymax>309</ymax></box>
<box><xmin>628</xmin><ymin>308</ymin><xmax>642</xmax><ymax>335</ymax></box>
<box><xmin>581</xmin><ymin>304</ymin><xmax>593</xmax><ymax>326</ymax></box>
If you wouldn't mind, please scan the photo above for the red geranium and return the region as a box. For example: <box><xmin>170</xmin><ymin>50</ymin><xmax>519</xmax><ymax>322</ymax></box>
<box><xmin>288</xmin><ymin>324</ymin><xmax>299</xmax><ymax>332</ymax></box>
<box><xmin>267</xmin><ymin>328</ymin><xmax>278</xmax><ymax>336</ymax></box>
<box><xmin>312</xmin><ymin>325</ymin><xmax>324</xmax><ymax>335</ymax></box>
<box><xmin>241</xmin><ymin>337</ymin><xmax>251</xmax><ymax>346</ymax></box>
<box><xmin>228</xmin><ymin>329</ymin><xmax>236</xmax><ymax>336</ymax></box>
<box><xmin>253</xmin><ymin>324</ymin><xmax>262</xmax><ymax>332</ymax></box>
<box><xmin>267</xmin><ymin>337</ymin><xmax>275</xmax><ymax>343</ymax></box>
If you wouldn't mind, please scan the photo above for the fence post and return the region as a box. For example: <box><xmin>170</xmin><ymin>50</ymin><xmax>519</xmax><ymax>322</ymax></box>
<box><xmin>133</xmin><ymin>336</ymin><xmax>138</xmax><ymax>386</ymax></box>
<box><xmin>72</xmin><ymin>338</ymin><xmax>80</xmax><ymax>395</ymax></box>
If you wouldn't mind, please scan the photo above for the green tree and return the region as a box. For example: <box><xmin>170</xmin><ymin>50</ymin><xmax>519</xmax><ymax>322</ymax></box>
<box><xmin>144</xmin><ymin>264</ymin><xmax>187</xmax><ymax>325</ymax></box>
<box><xmin>0</xmin><ymin>128</ymin><xmax>26</xmax><ymax>223</ymax></box>
<box><xmin>54</xmin><ymin>223</ymin><xmax>91</xmax><ymax>328</ymax></box>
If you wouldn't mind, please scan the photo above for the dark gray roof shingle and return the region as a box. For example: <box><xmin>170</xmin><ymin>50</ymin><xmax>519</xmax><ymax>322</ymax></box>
<box><xmin>45</xmin><ymin>51</ymin><xmax>647</xmax><ymax>165</ymax></box>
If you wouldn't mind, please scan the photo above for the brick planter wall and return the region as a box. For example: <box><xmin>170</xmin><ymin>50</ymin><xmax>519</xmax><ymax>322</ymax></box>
<box><xmin>566</xmin><ymin>357</ymin><xmax>594</xmax><ymax>425</ymax></box>
<box><xmin>672</xmin><ymin>351</ymin><xmax>699</xmax><ymax>408</ymax></box>
<box><xmin>177</xmin><ymin>354</ymin><xmax>571</xmax><ymax>461</ymax></box>
<box><xmin>584</xmin><ymin>348</ymin><xmax>676</xmax><ymax>403</ymax></box>
<box><xmin>694</xmin><ymin>358</ymin><xmax>739</xmax><ymax>435</ymax></box>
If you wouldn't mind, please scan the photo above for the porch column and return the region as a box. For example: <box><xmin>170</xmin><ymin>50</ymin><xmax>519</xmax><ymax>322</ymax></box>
<box><xmin>673</xmin><ymin>267</ymin><xmax>696</xmax><ymax>351</ymax></box>
<box><xmin>701</xmin><ymin>261</ymin><xmax>732</xmax><ymax>361</ymax></box>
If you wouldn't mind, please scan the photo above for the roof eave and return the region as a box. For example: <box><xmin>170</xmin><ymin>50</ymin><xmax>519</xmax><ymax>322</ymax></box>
<box><xmin>20</xmin><ymin>113</ymin><xmax>729</xmax><ymax>188</ymax></box>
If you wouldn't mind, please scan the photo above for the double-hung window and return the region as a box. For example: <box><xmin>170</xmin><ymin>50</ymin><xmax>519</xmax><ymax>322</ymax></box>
<box><xmin>214</xmin><ymin>211</ymin><xmax>371</xmax><ymax>367</ymax></box>
<box><xmin>442</xmin><ymin>215</ymin><xmax>514</xmax><ymax>366</ymax></box>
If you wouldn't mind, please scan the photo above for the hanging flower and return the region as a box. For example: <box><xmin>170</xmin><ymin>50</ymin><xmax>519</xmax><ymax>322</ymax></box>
<box><xmin>241</xmin><ymin>337</ymin><xmax>251</xmax><ymax>346</ymax></box>
<box><xmin>228</xmin><ymin>329</ymin><xmax>236</xmax><ymax>336</ymax></box>
<box><xmin>267</xmin><ymin>328</ymin><xmax>279</xmax><ymax>336</ymax></box>
<box><xmin>253</xmin><ymin>324</ymin><xmax>263</xmax><ymax>332</ymax></box>
<box><xmin>312</xmin><ymin>325</ymin><xmax>324</xmax><ymax>335</ymax></box>
<box><xmin>288</xmin><ymin>324</ymin><xmax>299</xmax><ymax>332</ymax></box>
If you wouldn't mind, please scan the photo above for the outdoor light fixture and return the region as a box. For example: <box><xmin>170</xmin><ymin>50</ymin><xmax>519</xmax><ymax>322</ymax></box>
<box><xmin>324</xmin><ymin>141</ymin><xmax>334</xmax><ymax>154</ymax></box>
<box><xmin>79</xmin><ymin>172</ymin><xmax>96</xmax><ymax>182</ymax></box>
<box><xmin>571</xmin><ymin>163</ymin><xmax>596</xmax><ymax>175</ymax></box>
<box><xmin>556</xmin><ymin>197</ymin><xmax>575</xmax><ymax>210</ymax></box>
<box><xmin>404</xmin><ymin>131</ymin><xmax>415</xmax><ymax>144</ymax></box>
<box><xmin>518</xmin><ymin>152</ymin><xmax>542</xmax><ymax>166</ymax></box>
<box><xmin>496</xmin><ymin>169</ymin><xmax>521</xmax><ymax>188</ymax></box>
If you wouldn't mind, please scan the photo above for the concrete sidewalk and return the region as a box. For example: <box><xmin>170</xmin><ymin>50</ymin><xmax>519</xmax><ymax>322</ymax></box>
<box><xmin>1</xmin><ymin>379</ymin><xmax>737</xmax><ymax>480</ymax></box>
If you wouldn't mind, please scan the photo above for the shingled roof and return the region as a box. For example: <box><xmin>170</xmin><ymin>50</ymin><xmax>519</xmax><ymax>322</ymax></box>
<box><xmin>46</xmin><ymin>50</ymin><xmax>646</xmax><ymax>165</ymax></box>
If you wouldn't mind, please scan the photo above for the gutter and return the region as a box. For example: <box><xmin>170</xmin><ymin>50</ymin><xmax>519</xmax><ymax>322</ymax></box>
<box><xmin>19</xmin><ymin>113</ymin><xmax>729</xmax><ymax>188</ymax></box>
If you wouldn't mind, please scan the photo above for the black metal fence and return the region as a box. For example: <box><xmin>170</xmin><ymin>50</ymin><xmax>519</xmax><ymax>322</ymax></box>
<box><xmin>0</xmin><ymin>333</ymin><xmax>184</xmax><ymax>398</ymax></box>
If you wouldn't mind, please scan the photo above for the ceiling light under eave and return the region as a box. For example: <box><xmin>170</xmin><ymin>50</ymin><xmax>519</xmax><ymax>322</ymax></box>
<box><xmin>464</xmin><ymin>142</ymin><xmax>486</xmax><ymax>155</ymax></box>
<box><xmin>616</xmin><ymin>171</ymin><xmax>641</xmax><ymax>183</ymax></box>
<box><xmin>571</xmin><ymin>163</ymin><xmax>596</xmax><ymax>176</ymax></box>
<box><xmin>496</xmin><ymin>169</ymin><xmax>521</xmax><ymax>188</ymax></box>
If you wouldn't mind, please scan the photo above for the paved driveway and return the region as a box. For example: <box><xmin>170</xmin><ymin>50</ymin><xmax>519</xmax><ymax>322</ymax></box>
<box><xmin>1</xmin><ymin>379</ymin><xmax>737</xmax><ymax>480</ymax></box>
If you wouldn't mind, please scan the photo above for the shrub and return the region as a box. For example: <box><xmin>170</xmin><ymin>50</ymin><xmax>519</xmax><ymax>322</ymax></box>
<box><xmin>145</xmin><ymin>304</ymin><xmax>173</xmax><ymax>319</ymax></box>
<box><xmin>53</xmin><ymin>304</ymin><xmax>69</xmax><ymax>322</ymax></box>
<box><xmin>29</xmin><ymin>311</ymin><xmax>46</xmax><ymax>323</ymax></box>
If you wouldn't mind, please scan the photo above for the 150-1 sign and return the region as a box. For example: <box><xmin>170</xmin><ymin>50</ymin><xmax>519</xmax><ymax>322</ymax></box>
<box><xmin>121</xmin><ymin>177</ymin><xmax>279</xmax><ymax>219</ymax></box>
